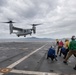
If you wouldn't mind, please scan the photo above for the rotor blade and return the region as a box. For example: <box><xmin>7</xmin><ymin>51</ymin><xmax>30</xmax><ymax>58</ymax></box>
<box><xmin>1</xmin><ymin>21</ymin><xmax>16</xmax><ymax>23</ymax></box>
<box><xmin>31</xmin><ymin>23</ymin><xmax>43</xmax><ymax>26</ymax></box>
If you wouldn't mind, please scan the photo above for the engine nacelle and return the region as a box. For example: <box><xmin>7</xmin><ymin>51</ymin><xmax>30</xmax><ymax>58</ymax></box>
<box><xmin>32</xmin><ymin>26</ymin><xmax>36</xmax><ymax>34</ymax></box>
<box><xmin>9</xmin><ymin>23</ymin><xmax>13</xmax><ymax>34</ymax></box>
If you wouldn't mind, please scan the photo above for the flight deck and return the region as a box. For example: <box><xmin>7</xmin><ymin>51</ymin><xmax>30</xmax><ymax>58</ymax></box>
<box><xmin>0</xmin><ymin>42</ymin><xmax>76</xmax><ymax>75</ymax></box>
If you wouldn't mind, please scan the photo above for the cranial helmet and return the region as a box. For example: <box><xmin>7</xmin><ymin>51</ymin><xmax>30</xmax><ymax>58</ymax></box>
<box><xmin>71</xmin><ymin>36</ymin><xmax>76</xmax><ymax>40</ymax></box>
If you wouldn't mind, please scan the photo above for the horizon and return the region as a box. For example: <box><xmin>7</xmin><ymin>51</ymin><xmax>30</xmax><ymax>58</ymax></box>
<box><xmin>0</xmin><ymin>36</ymin><xmax>71</xmax><ymax>39</ymax></box>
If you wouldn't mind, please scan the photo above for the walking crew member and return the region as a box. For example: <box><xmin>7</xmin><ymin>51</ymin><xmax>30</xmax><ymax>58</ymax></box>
<box><xmin>63</xmin><ymin>36</ymin><xmax>76</xmax><ymax>70</ymax></box>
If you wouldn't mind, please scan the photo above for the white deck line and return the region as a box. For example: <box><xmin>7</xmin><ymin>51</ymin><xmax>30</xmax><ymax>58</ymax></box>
<box><xmin>10</xmin><ymin>69</ymin><xmax>59</xmax><ymax>75</ymax></box>
<box><xmin>7</xmin><ymin>43</ymin><xmax>47</xmax><ymax>68</ymax></box>
<box><xmin>0</xmin><ymin>73</ymin><xmax>3</xmax><ymax>75</ymax></box>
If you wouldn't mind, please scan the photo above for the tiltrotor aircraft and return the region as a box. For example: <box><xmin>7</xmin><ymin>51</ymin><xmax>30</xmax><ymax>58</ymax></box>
<box><xmin>2</xmin><ymin>20</ymin><xmax>42</xmax><ymax>37</ymax></box>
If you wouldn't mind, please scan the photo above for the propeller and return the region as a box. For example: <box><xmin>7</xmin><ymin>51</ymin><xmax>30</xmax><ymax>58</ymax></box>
<box><xmin>1</xmin><ymin>20</ymin><xmax>16</xmax><ymax>23</ymax></box>
<box><xmin>30</xmin><ymin>23</ymin><xmax>42</xmax><ymax>26</ymax></box>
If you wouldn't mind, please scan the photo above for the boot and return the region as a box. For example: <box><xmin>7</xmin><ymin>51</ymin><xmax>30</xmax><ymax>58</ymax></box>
<box><xmin>73</xmin><ymin>65</ymin><xmax>76</xmax><ymax>70</ymax></box>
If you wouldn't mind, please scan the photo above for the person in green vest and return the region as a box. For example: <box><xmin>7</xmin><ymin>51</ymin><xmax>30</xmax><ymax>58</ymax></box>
<box><xmin>63</xmin><ymin>36</ymin><xmax>76</xmax><ymax>70</ymax></box>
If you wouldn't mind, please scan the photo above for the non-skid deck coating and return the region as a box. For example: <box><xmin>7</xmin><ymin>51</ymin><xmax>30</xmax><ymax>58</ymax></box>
<box><xmin>0</xmin><ymin>42</ymin><xmax>76</xmax><ymax>75</ymax></box>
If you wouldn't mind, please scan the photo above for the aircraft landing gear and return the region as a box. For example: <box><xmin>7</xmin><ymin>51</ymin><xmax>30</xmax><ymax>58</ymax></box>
<box><xmin>17</xmin><ymin>35</ymin><xmax>20</xmax><ymax>37</ymax></box>
<box><xmin>24</xmin><ymin>35</ymin><xmax>26</xmax><ymax>37</ymax></box>
<box><xmin>30</xmin><ymin>33</ymin><xmax>32</xmax><ymax>35</ymax></box>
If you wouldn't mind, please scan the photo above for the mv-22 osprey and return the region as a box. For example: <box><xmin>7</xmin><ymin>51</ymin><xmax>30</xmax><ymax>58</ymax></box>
<box><xmin>2</xmin><ymin>20</ymin><xmax>42</xmax><ymax>37</ymax></box>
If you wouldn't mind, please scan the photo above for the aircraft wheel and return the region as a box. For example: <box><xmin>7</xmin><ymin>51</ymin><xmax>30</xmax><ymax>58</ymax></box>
<box><xmin>30</xmin><ymin>33</ymin><xmax>32</xmax><ymax>35</ymax></box>
<box><xmin>24</xmin><ymin>35</ymin><xmax>26</xmax><ymax>37</ymax></box>
<box><xmin>17</xmin><ymin>35</ymin><xmax>20</xmax><ymax>37</ymax></box>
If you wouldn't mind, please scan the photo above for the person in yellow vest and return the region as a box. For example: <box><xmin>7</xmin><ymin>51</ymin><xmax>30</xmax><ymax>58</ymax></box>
<box><xmin>64</xmin><ymin>39</ymin><xmax>69</xmax><ymax>49</ymax></box>
<box><xmin>63</xmin><ymin>39</ymin><xmax>70</xmax><ymax>59</ymax></box>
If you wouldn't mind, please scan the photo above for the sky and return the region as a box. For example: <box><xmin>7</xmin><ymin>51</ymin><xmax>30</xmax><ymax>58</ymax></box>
<box><xmin>0</xmin><ymin>0</ymin><xmax>76</xmax><ymax>39</ymax></box>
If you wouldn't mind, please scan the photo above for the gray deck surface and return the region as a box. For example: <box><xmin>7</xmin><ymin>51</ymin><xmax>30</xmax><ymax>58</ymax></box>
<box><xmin>0</xmin><ymin>42</ymin><xmax>76</xmax><ymax>75</ymax></box>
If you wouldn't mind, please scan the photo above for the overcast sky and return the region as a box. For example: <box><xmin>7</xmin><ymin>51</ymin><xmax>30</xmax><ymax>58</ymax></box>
<box><xmin>0</xmin><ymin>0</ymin><xmax>76</xmax><ymax>39</ymax></box>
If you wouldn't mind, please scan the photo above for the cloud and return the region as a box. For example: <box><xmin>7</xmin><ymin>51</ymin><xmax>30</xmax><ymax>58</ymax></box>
<box><xmin>0</xmin><ymin>0</ymin><xmax>7</xmax><ymax>6</ymax></box>
<box><xmin>0</xmin><ymin>0</ymin><xmax>76</xmax><ymax>39</ymax></box>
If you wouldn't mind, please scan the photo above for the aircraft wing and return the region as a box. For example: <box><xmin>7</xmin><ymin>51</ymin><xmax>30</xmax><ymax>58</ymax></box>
<box><xmin>13</xmin><ymin>27</ymin><xmax>23</xmax><ymax>31</ymax></box>
<box><xmin>13</xmin><ymin>27</ymin><xmax>32</xmax><ymax>32</ymax></box>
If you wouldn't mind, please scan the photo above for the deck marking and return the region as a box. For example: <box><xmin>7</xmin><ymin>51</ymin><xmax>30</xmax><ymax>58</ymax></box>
<box><xmin>22</xmin><ymin>48</ymin><xmax>28</xmax><ymax>50</ymax></box>
<box><xmin>7</xmin><ymin>44</ymin><xmax>47</xmax><ymax>68</ymax></box>
<box><xmin>0</xmin><ymin>73</ymin><xmax>3</xmax><ymax>75</ymax></box>
<box><xmin>0</xmin><ymin>68</ymin><xmax>11</xmax><ymax>73</ymax></box>
<box><xmin>10</xmin><ymin>69</ymin><xmax>59</xmax><ymax>75</ymax></box>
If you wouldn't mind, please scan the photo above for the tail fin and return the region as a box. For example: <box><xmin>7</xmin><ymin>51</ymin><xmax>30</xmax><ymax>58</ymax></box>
<box><xmin>9</xmin><ymin>23</ymin><xmax>13</xmax><ymax>34</ymax></box>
